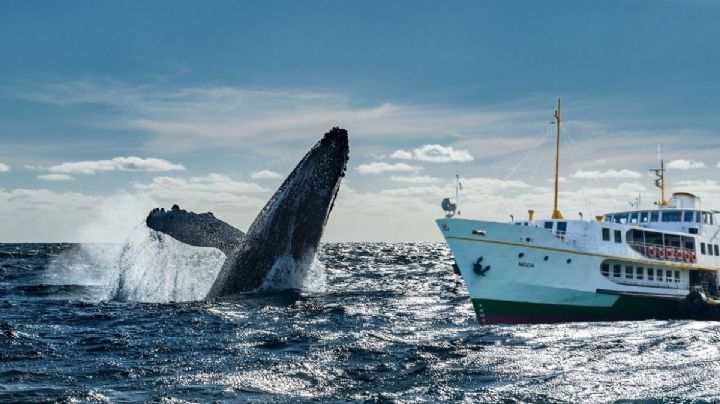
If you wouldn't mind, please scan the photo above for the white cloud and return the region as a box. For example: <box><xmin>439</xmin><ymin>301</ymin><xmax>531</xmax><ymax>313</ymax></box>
<box><xmin>38</xmin><ymin>174</ymin><xmax>74</xmax><ymax>181</ymax></box>
<box><xmin>356</xmin><ymin>162</ymin><xmax>422</xmax><ymax>175</ymax></box>
<box><xmin>390</xmin><ymin>149</ymin><xmax>413</xmax><ymax>160</ymax></box>
<box><xmin>48</xmin><ymin>156</ymin><xmax>185</xmax><ymax>175</ymax></box>
<box><xmin>0</xmin><ymin>163</ymin><xmax>10</xmax><ymax>172</ymax></box>
<box><xmin>250</xmin><ymin>170</ymin><xmax>282</xmax><ymax>180</ymax></box>
<box><xmin>412</xmin><ymin>144</ymin><xmax>474</xmax><ymax>163</ymax></box>
<box><xmin>667</xmin><ymin>159</ymin><xmax>705</xmax><ymax>170</ymax></box>
<box><xmin>132</xmin><ymin>173</ymin><xmax>266</xmax><ymax>210</ymax></box>
<box><xmin>390</xmin><ymin>175</ymin><xmax>442</xmax><ymax>184</ymax></box>
<box><xmin>391</xmin><ymin>144</ymin><xmax>474</xmax><ymax>163</ymax></box>
<box><xmin>570</xmin><ymin>169</ymin><xmax>642</xmax><ymax>179</ymax></box>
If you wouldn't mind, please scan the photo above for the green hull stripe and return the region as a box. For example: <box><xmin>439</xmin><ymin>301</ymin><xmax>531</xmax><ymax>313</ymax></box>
<box><xmin>473</xmin><ymin>294</ymin><xmax>679</xmax><ymax>321</ymax></box>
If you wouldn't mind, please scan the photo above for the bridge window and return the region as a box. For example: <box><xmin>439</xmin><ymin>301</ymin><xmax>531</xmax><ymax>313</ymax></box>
<box><xmin>602</xmin><ymin>228</ymin><xmax>610</xmax><ymax>241</ymax></box>
<box><xmin>701</xmin><ymin>243</ymin><xmax>707</xmax><ymax>255</ymax></box>
<box><xmin>647</xmin><ymin>268</ymin><xmax>654</xmax><ymax>281</ymax></box>
<box><xmin>684</xmin><ymin>211</ymin><xmax>694</xmax><ymax>222</ymax></box>
<box><xmin>695</xmin><ymin>212</ymin><xmax>701</xmax><ymax>223</ymax></box>
<box><xmin>601</xmin><ymin>263</ymin><xmax>610</xmax><ymax>277</ymax></box>
<box><xmin>613</xmin><ymin>265</ymin><xmax>621</xmax><ymax>278</ymax></box>
<box><xmin>662</xmin><ymin>211</ymin><xmax>681</xmax><ymax>222</ymax></box>
<box><xmin>636</xmin><ymin>267</ymin><xmax>644</xmax><ymax>280</ymax></box>
<box><xmin>641</xmin><ymin>211</ymin><xmax>649</xmax><ymax>223</ymax></box>
<box><xmin>544</xmin><ymin>221</ymin><xmax>553</xmax><ymax>229</ymax></box>
<box><xmin>557</xmin><ymin>222</ymin><xmax>567</xmax><ymax>233</ymax></box>
<box><xmin>630</xmin><ymin>212</ymin><xmax>639</xmax><ymax>223</ymax></box>
<box><xmin>651</xmin><ymin>212</ymin><xmax>659</xmax><ymax>222</ymax></box>
<box><xmin>715</xmin><ymin>245</ymin><xmax>719</xmax><ymax>256</ymax></box>
<box><xmin>614</xmin><ymin>230</ymin><xmax>622</xmax><ymax>243</ymax></box>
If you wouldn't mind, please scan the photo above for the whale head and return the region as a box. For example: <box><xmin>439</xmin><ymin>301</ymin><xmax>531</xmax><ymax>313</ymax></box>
<box><xmin>206</xmin><ymin>127</ymin><xmax>349</xmax><ymax>296</ymax></box>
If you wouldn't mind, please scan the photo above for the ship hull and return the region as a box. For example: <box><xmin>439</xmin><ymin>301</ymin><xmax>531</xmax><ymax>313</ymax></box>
<box><xmin>437</xmin><ymin>217</ymin><xmax>703</xmax><ymax>325</ymax></box>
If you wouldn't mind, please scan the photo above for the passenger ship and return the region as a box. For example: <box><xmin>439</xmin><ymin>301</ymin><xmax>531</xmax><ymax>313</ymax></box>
<box><xmin>437</xmin><ymin>100</ymin><xmax>720</xmax><ymax>324</ymax></box>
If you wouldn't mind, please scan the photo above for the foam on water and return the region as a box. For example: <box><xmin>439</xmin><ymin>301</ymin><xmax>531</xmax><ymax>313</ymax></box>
<box><xmin>115</xmin><ymin>225</ymin><xmax>226</xmax><ymax>302</ymax></box>
<box><xmin>46</xmin><ymin>223</ymin><xmax>326</xmax><ymax>302</ymax></box>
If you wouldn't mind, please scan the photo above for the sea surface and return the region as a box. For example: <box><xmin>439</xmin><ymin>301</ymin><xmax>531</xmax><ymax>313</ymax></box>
<box><xmin>2</xmin><ymin>241</ymin><xmax>720</xmax><ymax>403</ymax></box>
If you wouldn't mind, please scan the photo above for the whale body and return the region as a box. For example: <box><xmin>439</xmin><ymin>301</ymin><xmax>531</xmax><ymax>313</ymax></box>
<box><xmin>142</xmin><ymin>127</ymin><xmax>349</xmax><ymax>298</ymax></box>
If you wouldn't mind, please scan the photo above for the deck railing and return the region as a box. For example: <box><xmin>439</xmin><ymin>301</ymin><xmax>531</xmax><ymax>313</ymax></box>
<box><xmin>627</xmin><ymin>241</ymin><xmax>697</xmax><ymax>263</ymax></box>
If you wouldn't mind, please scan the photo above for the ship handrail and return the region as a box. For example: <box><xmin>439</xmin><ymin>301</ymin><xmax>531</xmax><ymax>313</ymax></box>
<box><xmin>626</xmin><ymin>241</ymin><xmax>697</xmax><ymax>262</ymax></box>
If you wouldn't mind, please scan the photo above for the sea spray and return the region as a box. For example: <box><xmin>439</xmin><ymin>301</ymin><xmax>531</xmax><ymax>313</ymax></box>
<box><xmin>115</xmin><ymin>225</ymin><xmax>225</xmax><ymax>302</ymax></box>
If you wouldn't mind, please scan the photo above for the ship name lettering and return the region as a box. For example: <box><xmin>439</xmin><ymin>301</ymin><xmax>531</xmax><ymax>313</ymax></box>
<box><xmin>518</xmin><ymin>262</ymin><xmax>535</xmax><ymax>268</ymax></box>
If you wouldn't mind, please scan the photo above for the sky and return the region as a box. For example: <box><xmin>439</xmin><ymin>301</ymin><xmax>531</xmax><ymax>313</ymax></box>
<box><xmin>2</xmin><ymin>0</ymin><xmax>720</xmax><ymax>242</ymax></box>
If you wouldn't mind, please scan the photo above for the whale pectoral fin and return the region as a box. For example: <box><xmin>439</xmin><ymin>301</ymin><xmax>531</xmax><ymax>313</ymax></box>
<box><xmin>146</xmin><ymin>207</ymin><xmax>244</xmax><ymax>256</ymax></box>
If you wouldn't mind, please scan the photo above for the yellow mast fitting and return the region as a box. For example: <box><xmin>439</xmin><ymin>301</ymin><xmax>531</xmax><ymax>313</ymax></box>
<box><xmin>528</xmin><ymin>209</ymin><xmax>535</xmax><ymax>222</ymax></box>
<box><xmin>651</xmin><ymin>159</ymin><xmax>668</xmax><ymax>206</ymax></box>
<box><xmin>551</xmin><ymin>98</ymin><xmax>564</xmax><ymax>219</ymax></box>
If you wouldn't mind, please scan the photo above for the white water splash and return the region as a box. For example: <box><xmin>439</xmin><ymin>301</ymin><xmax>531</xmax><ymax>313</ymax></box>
<box><xmin>259</xmin><ymin>254</ymin><xmax>327</xmax><ymax>293</ymax></box>
<box><xmin>115</xmin><ymin>225</ymin><xmax>226</xmax><ymax>302</ymax></box>
<box><xmin>45</xmin><ymin>191</ymin><xmax>327</xmax><ymax>301</ymax></box>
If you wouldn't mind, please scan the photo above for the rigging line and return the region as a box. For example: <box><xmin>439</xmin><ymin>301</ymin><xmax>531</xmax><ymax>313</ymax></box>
<box><xmin>562</xmin><ymin>126</ymin><xmax>613</xmax><ymax>206</ymax></box>
<box><xmin>502</xmin><ymin>125</ymin><xmax>552</xmax><ymax>182</ymax></box>
<box><xmin>525</xmin><ymin>123</ymin><xmax>552</xmax><ymax>188</ymax></box>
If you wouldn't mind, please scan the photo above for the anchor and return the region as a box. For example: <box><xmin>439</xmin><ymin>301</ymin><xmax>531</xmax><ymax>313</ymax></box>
<box><xmin>472</xmin><ymin>257</ymin><xmax>491</xmax><ymax>276</ymax></box>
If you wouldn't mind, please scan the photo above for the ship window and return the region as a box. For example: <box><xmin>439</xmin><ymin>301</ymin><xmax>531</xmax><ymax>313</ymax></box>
<box><xmin>695</xmin><ymin>212</ymin><xmax>701</xmax><ymax>223</ymax></box>
<box><xmin>703</xmin><ymin>212</ymin><xmax>710</xmax><ymax>224</ymax></box>
<box><xmin>666</xmin><ymin>270</ymin><xmax>673</xmax><ymax>282</ymax></box>
<box><xmin>674</xmin><ymin>271</ymin><xmax>680</xmax><ymax>283</ymax></box>
<box><xmin>657</xmin><ymin>270</ymin><xmax>664</xmax><ymax>282</ymax></box>
<box><xmin>625</xmin><ymin>266</ymin><xmax>634</xmax><ymax>279</ymax></box>
<box><xmin>630</xmin><ymin>212</ymin><xmax>639</xmax><ymax>223</ymax></box>
<box><xmin>711</xmin><ymin>215</ymin><xmax>715</xmax><ymax>225</ymax></box>
<box><xmin>614</xmin><ymin>214</ymin><xmax>628</xmax><ymax>224</ymax></box>
<box><xmin>662</xmin><ymin>211</ymin><xmax>681</xmax><ymax>222</ymax></box>
<box><xmin>715</xmin><ymin>245</ymin><xmax>719</xmax><ymax>256</ymax></box>
<box><xmin>601</xmin><ymin>263</ymin><xmax>610</xmax><ymax>277</ymax></box>
<box><xmin>647</xmin><ymin>268</ymin><xmax>654</xmax><ymax>281</ymax></box>
<box><xmin>636</xmin><ymin>267</ymin><xmax>644</xmax><ymax>280</ymax></box>
<box><xmin>602</xmin><ymin>228</ymin><xmax>610</xmax><ymax>241</ymax></box>
<box><xmin>557</xmin><ymin>222</ymin><xmax>567</xmax><ymax>232</ymax></box>
<box><xmin>614</xmin><ymin>230</ymin><xmax>622</xmax><ymax>243</ymax></box>
<box><xmin>709</xmin><ymin>245</ymin><xmax>715</xmax><ymax>256</ymax></box>
<box><xmin>613</xmin><ymin>265</ymin><xmax>621</xmax><ymax>277</ymax></box>
<box><xmin>701</xmin><ymin>243</ymin><xmax>707</xmax><ymax>255</ymax></box>
<box><xmin>684</xmin><ymin>211</ymin><xmax>694</xmax><ymax>222</ymax></box>
<box><xmin>641</xmin><ymin>211</ymin><xmax>649</xmax><ymax>223</ymax></box>
<box><xmin>544</xmin><ymin>222</ymin><xmax>553</xmax><ymax>229</ymax></box>
<box><xmin>651</xmin><ymin>212</ymin><xmax>659</xmax><ymax>222</ymax></box>
<box><xmin>685</xmin><ymin>240</ymin><xmax>695</xmax><ymax>250</ymax></box>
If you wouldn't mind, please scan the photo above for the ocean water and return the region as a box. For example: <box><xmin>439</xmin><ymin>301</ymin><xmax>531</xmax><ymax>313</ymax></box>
<box><xmin>2</xmin><ymin>241</ymin><xmax>720</xmax><ymax>403</ymax></box>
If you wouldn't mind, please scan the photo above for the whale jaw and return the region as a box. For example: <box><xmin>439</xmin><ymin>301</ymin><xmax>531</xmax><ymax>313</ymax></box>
<box><xmin>206</xmin><ymin>127</ymin><xmax>349</xmax><ymax>297</ymax></box>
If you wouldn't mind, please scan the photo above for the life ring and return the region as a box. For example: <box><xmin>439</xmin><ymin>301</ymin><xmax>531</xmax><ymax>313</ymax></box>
<box><xmin>648</xmin><ymin>246</ymin><xmax>656</xmax><ymax>258</ymax></box>
<box><xmin>666</xmin><ymin>248</ymin><xmax>675</xmax><ymax>260</ymax></box>
<box><xmin>677</xmin><ymin>249</ymin><xmax>684</xmax><ymax>261</ymax></box>
<box><xmin>658</xmin><ymin>247</ymin><xmax>666</xmax><ymax>259</ymax></box>
<box><xmin>684</xmin><ymin>250</ymin><xmax>692</xmax><ymax>262</ymax></box>
<box><xmin>691</xmin><ymin>251</ymin><xmax>697</xmax><ymax>262</ymax></box>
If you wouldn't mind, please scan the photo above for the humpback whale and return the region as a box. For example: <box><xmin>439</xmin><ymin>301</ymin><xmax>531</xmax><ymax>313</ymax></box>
<box><xmin>143</xmin><ymin>127</ymin><xmax>349</xmax><ymax>298</ymax></box>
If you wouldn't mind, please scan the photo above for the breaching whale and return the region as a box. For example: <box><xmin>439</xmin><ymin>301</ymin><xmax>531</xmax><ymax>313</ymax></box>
<box><xmin>143</xmin><ymin>127</ymin><xmax>349</xmax><ymax>298</ymax></box>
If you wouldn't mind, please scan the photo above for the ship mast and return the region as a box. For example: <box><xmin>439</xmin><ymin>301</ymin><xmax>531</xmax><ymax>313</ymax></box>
<box><xmin>651</xmin><ymin>159</ymin><xmax>668</xmax><ymax>206</ymax></box>
<box><xmin>551</xmin><ymin>98</ymin><xmax>563</xmax><ymax>219</ymax></box>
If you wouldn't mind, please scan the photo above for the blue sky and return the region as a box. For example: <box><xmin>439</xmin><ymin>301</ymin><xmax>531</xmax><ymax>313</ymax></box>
<box><xmin>2</xmin><ymin>1</ymin><xmax>720</xmax><ymax>241</ymax></box>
